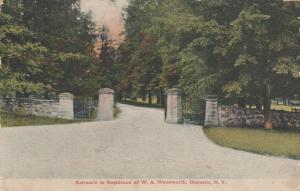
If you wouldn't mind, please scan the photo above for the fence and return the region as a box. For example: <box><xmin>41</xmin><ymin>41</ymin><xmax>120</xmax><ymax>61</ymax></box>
<box><xmin>73</xmin><ymin>97</ymin><xmax>98</xmax><ymax>120</ymax></box>
<box><xmin>164</xmin><ymin>89</ymin><xmax>205</xmax><ymax>125</ymax></box>
<box><xmin>182</xmin><ymin>94</ymin><xmax>205</xmax><ymax>125</ymax></box>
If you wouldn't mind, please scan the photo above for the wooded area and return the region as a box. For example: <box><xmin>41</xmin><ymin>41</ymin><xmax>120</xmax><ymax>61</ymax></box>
<box><xmin>1</xmin><ymin>0</ymin><xmax>300</xmax><ymax>129</ymax></box>
<box><xmin>116</xmin><ymin>0</ymin><xmax>300</xmax><ymax>129</ymax></box>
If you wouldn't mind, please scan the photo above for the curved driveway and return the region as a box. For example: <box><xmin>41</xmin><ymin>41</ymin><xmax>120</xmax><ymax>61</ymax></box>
<box><xmin>0</xmin><ymin>104</ymin><xmax>299</xmax><ymax>179</ymax></box>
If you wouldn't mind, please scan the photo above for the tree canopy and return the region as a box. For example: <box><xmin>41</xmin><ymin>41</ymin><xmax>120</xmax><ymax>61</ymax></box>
<box><xmin>117</xmin><ymin>0</ymin><xmax>300</xmax><ymax>128</ymax></box>
<box><xmin>1</xmin><ymin>0</ymin><xmax>299</xmax><ymax>129</ymax></box>
<box><xmin>0</xmin><ymin>0</ymin><xmax>97</xmax><ymax>97</ymax></box>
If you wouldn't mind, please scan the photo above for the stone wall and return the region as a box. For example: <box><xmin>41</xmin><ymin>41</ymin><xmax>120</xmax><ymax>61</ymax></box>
<box><xmin>218</xmin><ymin>105</ymin><xmax>300</xmax><ymax>129</ymax></box>
<box><xmin>218</xmin><ymin>106</ymin><xmax>264</xmax><ymax>128</ymax></box>
<box><xmin>0</xmin><ymin>98</ymin><xmax>63</xmax><ymax>118</ymax></box>
<box><xmin>272</xmin><ymin>111</ymin><xmax>300</xmax><ymax>129</ymax></box>
<box><xmin>0</xmin><ymin>95</ymin><xmax>74</xmax><ymax>120</ymax></box>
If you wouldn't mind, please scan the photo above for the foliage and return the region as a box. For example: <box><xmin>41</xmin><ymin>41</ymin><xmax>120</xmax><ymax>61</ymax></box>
<box><xmin>0</xmin><ymin>10</ymin><xmax>49</xmax><ymax>96</ymax></box>
<box><xmin>119</xmin><ymin>0</ymin><xmax>300</xmax><ymax>128</ymax></box>
<box><xmin>0</xmin><ymin>0</ymin><xmax>97</xmax><ymax>97</ymax></box>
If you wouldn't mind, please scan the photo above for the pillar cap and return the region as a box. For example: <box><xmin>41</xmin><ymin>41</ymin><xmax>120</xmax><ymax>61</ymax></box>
<box><xmin>166</xmin><ymin>88</ymin><xmax>182</xmax><ymax>95</ymax></box>
<box><xmin>59</xmin><ymin>93</ymin><xmax>74</xmax><ymax>99</ymax></box>
<box><xmin>206</xmin><ymin>95</ymin><xmax>218</xmax><ymax>100</ymax></box>
<box><xmin>99</xmin><ymin>88</ymin><xmax>115</xmax><ymax>95</ymax></box>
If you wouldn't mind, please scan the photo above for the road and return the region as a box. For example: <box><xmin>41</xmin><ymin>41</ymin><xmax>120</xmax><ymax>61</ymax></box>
<box><xmin>0</xmin><ymin>104</ymin><xmax>299</xmax><ymax>179</ymax></box>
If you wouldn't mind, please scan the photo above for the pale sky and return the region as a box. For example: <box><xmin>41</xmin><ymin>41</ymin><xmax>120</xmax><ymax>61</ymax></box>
<box><xmin>0</xmin><ymin>0</ymin><xmax>128</xmax><ymax>41</ymax></box>
<box><xmin>81</xmin><ymin>0</ymin><xmax>128</xmax><ymax>41</ymax></box>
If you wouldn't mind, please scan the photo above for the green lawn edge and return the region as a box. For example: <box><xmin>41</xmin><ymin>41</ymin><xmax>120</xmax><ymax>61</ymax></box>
<box><xmin>0</xmin><ymin>111</ymin><xmax>74</xmax><ymax>127</ymax></box>
<box><xmin>203</xmin><ymin>127</ymin><xmax>300</xmax><ymax>160</ymax></box>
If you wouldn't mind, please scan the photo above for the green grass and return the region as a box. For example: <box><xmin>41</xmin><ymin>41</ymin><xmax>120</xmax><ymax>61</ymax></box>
<box><xmin>1</xmin><ymin>106</ymin><xmax>121</xmax><ymax>127</ymax></box>
<box><xmin>203</xmin><ymin>127</ymin><xmax>300</xmax><ymax>160</ymax></box>
<box><xmin>119</xmin><ymin>99</ymin><xmax>163</xmax><ymax>108</ymax></box>
<box><xmin>0</xmin><ymin>111</ymin><xmax>74</xmax><ymax>127</ymax></box>
<box><xmin>271</xmin><ymin>104</ymin><xmax>300</xmax><ymax>112</ymax></box>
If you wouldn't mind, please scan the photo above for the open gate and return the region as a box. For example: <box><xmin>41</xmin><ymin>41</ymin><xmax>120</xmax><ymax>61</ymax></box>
<box><xmin>73</xmin><ymin>97</ymin><xmax>98</xmax><ymax>120</ymax></box>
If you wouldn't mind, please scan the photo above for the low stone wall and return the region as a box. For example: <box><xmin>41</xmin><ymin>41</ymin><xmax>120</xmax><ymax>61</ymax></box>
<box><xmin>218</xmin><ymin>106</ymin><xmax>300</xmax><ymax>129</ymax></box>
<box><xmin>25</xmin><ymin>100</ymin><xmax>62</xmax><ymax>118</ymax></box>
<box><xmin>0</xmin><ymin>98</ymin><xmax>62</xmax><ymax>118</ymax></box>
<box><xmin>0</xmin><ymin>94</ymin><xmax>74</xmax><ymax>120</ymax></box>
<box><xmin>272</xmin><ymin>111</ymin><xmax>300</xmax><ymax>129</ymax></box>
<box><xmin>218</xmin><ymin>106</ymin><xmax>264</xmax><ymax>128</ymax></box>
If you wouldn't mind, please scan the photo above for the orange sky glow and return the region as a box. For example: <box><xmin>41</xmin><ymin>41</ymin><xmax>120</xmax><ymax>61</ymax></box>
<box><xmin>81</xmin><ymin>0</ymin><xmax>128</xmax><ymax>43</ymax></box>
<box><xmin>0</xmin><ymin>0</ymin><xmax>127</xmax><ymax>42</ymax></box>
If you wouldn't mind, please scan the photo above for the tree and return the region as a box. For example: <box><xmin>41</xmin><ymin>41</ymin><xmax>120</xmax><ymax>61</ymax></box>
<box><xmin>2</xmin><ymin>0</ymin><xmax>97</xmax><ymax>96</ymax></box>
<box><xmin>119</xmin><ymin>0</ymin><xmax>163</xmax><ymax>102</ymax></box>
<box><xmin>0</xmin><ymin>6</ymin><xmax>48</xmax><ymax>97</ymax></box>
<box><xmin>224</xmin><ymin>1</ymin><xmax>300</xmax><ymax>129</ymax></box>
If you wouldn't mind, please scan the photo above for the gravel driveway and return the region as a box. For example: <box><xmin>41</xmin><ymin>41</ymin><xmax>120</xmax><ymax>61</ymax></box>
<box><xmin>0</xmin><ymin>104</ymin><xmax>299</xmax><ymax>179</ymax></box>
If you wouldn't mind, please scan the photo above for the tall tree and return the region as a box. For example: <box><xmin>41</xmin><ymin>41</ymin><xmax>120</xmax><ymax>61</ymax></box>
<box><xmin>224</xmin><ymin>1</ymin><xmax>300</xmax><ymax>129</ymax></box>
<box><xmin>0</xmin><ymin>3</ymin><xmax>48</xmax><ymax>97</ymax></box>
<box><xmin>2</xmin><ymin>0</ymin><xmax>97</xmax><ymax>95</ymax></box>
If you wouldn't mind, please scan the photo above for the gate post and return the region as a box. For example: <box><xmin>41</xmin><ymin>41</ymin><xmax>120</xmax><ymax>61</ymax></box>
<box><xmin>204</xmin><ymin>95</ymin><xmax>219</xmax><ymax>127</ymax></box>
<box><xmin>97</xmin><ymin>88</ymin><xmax>115</xmax><ymax>121</ymax></box>
<box><xmin>165</xmin><ymin>88</ymin><xmax>183</xmax><ymax>124</ymax></box>
<box><xmin>59</xmin><ymin>93</ymin><xmax>74</xmax><ymax>120</ymax></box>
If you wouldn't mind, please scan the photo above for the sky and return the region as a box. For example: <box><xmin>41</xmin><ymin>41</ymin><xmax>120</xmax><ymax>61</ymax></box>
<box><xmin>81</xmin><ymin>0</ymin><xmax>128</xmax><ymax>41</ymax></box>
<box><xmin>0</xmin><ymin>0</ymin><xmax>128</xmax><ymax>41</ymax></box>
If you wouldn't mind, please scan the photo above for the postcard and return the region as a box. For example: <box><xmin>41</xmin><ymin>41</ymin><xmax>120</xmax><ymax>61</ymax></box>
<box><xmin>0</xmin><ymin>0</ymin><xmax>299</xmax><ymax>190</ymax></box>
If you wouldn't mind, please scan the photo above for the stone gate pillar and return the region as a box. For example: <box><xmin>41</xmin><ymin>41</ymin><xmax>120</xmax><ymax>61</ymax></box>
<box><xmin>97</xmin><ymin>88</ymin><xmax>115</xmax><ymax>121</ymax></box>
<box><xmin>204</xmin><ymin>95</ymin><xmax>219</xmax><ymax>127</ymax></box>
<box><xmin>59</xmin><ymin>93</ymin><xmax>74</xmax><ymax>120</ymax></box>
<box><xmin>165</xmin><ymin>88</ymin><xmax>183</xmax><ymax>124</ymax></box>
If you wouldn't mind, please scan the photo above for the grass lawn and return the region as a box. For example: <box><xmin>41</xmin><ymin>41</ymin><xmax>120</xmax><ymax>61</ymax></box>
<box><xmin>203</xmin><ymin>127</ymin><xmax>300</xmax><ymax>160</ymax></box>
<box><xmin>271</xmin><ymin>104</ymin><xmax>300</xmax><ymax>112</ymax></box>
<box><xmin>1</xmin><ymin>106</ymin><xmax>122</xmax><ymax>127</ymax></box>
<box><xmin>0</xmin><ymin>111</ymin><xmax>74</xmax><ymax>127</ymax></box>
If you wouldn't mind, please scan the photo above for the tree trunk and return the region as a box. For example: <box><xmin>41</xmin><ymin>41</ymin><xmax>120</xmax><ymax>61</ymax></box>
<box><xmin>156</xmin><ymin>94</ymin><xmax>161</xmax><ymax>105</ymax></box>
<box><xmin>142</xmin><ymin>92</ymin><xmax>146</xmax><ymax>101</ymax></box>
<box><xmin>255</xmin><ymin>102</ymin><xmax>262</xmax><ymax>111</ymax></box>
<box><xmin>161</xmin><ymin>92</ymin><xmax>165</xmax><ymax>107</ymax></box>
<box><xmin>148</xmin><ymin>91</ymin><xmax>152</xmax><ymax>105</ymax></box>
<box><xmin>238</xmin><ymin>98</ymin><xmax>246</xmax><ymax>108</ymax></box>
<box><xmin>263</xmin><ymin>82</ymin><xmax>273</xmax><ymax>129</ymax></box>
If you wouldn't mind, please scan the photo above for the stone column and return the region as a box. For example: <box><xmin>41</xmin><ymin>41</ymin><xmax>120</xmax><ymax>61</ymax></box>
<box><xmin>59</xmin><ymin>93</ymin><xmax>74</xmax><ymax>120</ymax></box>
<box><xmin>97</xmin><ymin>88</ymin><xmax>115</xmax><ymax>121</ymax></box>
<box><xmin>165</xmin><ymin>88</ymin><xmax>183</xmax><ymax>124</ymax></box>
<box><xmin>204</xmin><ymin>95</ymin><xmax>219</xmax><ymax>127</ymax></box>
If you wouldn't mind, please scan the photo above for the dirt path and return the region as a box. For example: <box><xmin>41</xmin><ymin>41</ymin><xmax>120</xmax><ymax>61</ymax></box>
<box><xmin>0</xmin><ymin>104</ymin><xmax>299</xmax><ymax>179</ymax></box>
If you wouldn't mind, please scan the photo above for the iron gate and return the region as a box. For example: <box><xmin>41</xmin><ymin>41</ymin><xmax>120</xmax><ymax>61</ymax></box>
<box><xmin>163</xmin><ymin>91</ymin><xmax>205</xmax><ymax>125</ymax></box>
<box><xmin>182</xmin><ymin>94</ymin><xmax>205</xmax><ymax>125</ymax></box>
<box><xmin>73</xmin><ymin>97</ymin><xmax>98</xmax><ymax>120</ymax></box>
